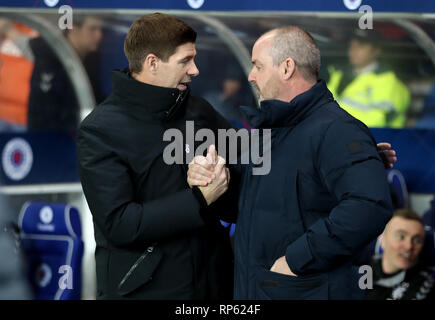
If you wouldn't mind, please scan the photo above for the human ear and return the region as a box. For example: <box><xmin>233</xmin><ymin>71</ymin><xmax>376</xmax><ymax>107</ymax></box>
<box><xmin>281</xmin><ymin>58</ymin><xmax>296</xmax><ymax>80</ymax></box>
<box><xmin>380</xmin><ymin>231</ymin><xmax>386</xmax><ymax>249</ymax></box>
<box><xmin>144</xmin><ymin>53</ymin><xmax>159</xmax><ymax>74</ymax></box>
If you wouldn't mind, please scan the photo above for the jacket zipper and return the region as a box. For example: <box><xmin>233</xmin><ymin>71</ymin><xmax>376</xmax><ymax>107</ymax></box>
<box><xmin>166</xmin><ymin>92</ymin><xmax>183</xmax><ymax>119</ymax></box>
<box><xmin>118</xmin><ymin>244</ymin><xmax>156</xmax><ymax>289</ymax></box>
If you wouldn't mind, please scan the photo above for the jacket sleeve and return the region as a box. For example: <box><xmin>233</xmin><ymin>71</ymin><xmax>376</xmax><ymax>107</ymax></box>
<box><xmin>285</xmin><ymin>118</ymin><xmax>393</xmax><ymax>275</ymax></box>
<box><xmin>77</xmin><ymin>123</ymin><xmax>206</xmax><ymax>248</ymax></box>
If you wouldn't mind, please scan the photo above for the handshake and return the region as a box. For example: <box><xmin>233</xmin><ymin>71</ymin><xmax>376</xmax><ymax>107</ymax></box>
<box><xmin>187</xmin><ymin>145</ymin><xmax>230</xmax><ymax>206</ymax></box>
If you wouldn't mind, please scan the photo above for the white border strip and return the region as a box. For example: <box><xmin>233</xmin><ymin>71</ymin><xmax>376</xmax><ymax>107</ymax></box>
<box><xmin>18</xmin><ymin>201</ymin><xmax>31</xmax><ymax>229</ymax></box>
<box><xmin>64</xmin><ymin>205</ymin><xmax>78</xmax><ymax>239</ymax></box>
<box><xmin>0</xmin><ymin>183</ymin><xmax>82</xmax><ymax>195</ymax></box>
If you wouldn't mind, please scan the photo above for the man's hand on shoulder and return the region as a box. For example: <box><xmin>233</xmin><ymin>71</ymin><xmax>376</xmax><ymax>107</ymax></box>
<box><xmin>377</xmin><ymin>142</ymin><xmax>397</xmax><ymax>169</ymax></box>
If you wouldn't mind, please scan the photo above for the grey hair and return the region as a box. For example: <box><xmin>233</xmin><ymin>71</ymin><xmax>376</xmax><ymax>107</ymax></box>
<box><xmin>269</xmin><ymin>26</ymin><xmax>321</xmax><ymax>82</ymax></box>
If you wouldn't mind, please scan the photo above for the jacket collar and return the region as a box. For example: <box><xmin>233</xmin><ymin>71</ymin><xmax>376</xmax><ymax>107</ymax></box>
<box><xmin>240</xmin><ymin>80</ymin><xmax>334</xmax><ymax>128</ymax></box>
<box><xmin>110</xmin><ymin>69</ymin><xmax>189</xmax><ymax>118</ymax></box>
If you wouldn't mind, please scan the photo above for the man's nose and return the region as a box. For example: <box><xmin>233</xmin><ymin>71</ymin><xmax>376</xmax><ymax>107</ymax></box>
<box><xmin>402</xmin><ymin>239</ymin><xmax>413</xmax><ymax>251</ymax></box>
<box><xmin>248</xmin><ymin>68</ymin><xmax>255</xmax><ymax>83</ymax></box>
<box><xmin>189</xmin><ymin>62</ymin><xmax>199</xmax><ymax>77</ymax></box>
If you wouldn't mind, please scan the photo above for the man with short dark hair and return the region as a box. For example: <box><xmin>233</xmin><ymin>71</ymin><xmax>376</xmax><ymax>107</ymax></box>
<box><xmin>77</xmin><ymin>13</ymin><xmax>236</xmax><ymax>299</ymax></box>
<box><xmin>368</xmin><ymin>209</ymin><xmax>435</xmax><ymax>300</ymax></box>
<box><xmin>27</xmin><ymin>15</ymin><xmax>103</xmax><ymax>133</ymax></box>
<box><xmin>65</xmin><ymin>15</ymin><xmax>103</xmax><ymax>60</ymax></box>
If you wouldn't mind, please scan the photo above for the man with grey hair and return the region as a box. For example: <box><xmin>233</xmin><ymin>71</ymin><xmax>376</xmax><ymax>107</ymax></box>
<box><xmin>269</xmin><ymin>26</ymin><xmax>320</xmax><ymax>85</ymax></box>
<box><xmin>188</xmin><ymin>26</ymin><xmax>395</xmax><ymax>299</ymax></box>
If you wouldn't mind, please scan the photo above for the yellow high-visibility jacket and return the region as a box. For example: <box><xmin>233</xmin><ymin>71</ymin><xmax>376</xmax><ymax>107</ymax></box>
<box><xmin>327</xmin><ymin>66</ymin><xmax>410</xmax><ymax>128</ymax></box>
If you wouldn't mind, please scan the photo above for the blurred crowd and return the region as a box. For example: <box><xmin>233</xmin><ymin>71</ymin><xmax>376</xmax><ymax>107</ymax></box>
<box><xmin>1</xmin><ymin>16</ymin><xmax>435</xmax><ymax>134</ymax></box>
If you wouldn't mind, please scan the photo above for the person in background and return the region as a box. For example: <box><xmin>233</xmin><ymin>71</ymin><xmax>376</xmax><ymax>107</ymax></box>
<box><xmin>327</xmin><ymin>29</ymin><xmax>410</xmax><ymax>128</ymax></box>
<box><xmin>27</xmin><ymin>15</ymin><xmax>103</xmax><ymax>134</ymax></box>
<box><xmin>0</xmin><ymin>19</ymin><xmax>37</xmax><ymax>132</ymax></box>
<box><xmin>368</xmin><ymin>209</ymin><xmax>435</xmax><ymax>300</ymax></box>
<box><xmin>203</xmin><ymin>65</ymin><xmax>252</xmax><ymax>128</ymax></box>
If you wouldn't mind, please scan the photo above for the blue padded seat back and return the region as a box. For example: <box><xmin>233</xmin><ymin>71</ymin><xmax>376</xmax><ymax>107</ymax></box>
<box><xmin>387</xmin><ymin>169</ymin><xmax>409</xmax><ymax>210</ymax></box>
<box><xmin>18</xmin><ymin>202</ymin><xmax>83</xmax><ymax>300</ymax></box>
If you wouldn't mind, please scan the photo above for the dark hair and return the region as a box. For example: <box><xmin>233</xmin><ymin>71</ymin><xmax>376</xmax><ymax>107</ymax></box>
<box><xmin>350</xmin><ymin>29</ymin><xmax>383</xmax><ymax>47</ymax></box>
<box><xmin>393</xmin><ymin>208</ymin><xmax>423</xmax><ymax>225</ymax></box>
<box><xmin>124</xmin><ymin>13</ymin><xmax>197</xmax><ymax>75</ymax></box>
<box><xmin>64</xmin><ymin>15</ymin><xmax>101</xmax><ymax>36</ymax></box>
<box><xmin>72</xmin><ymin>14</ymin><xmax>88</xmax><ymax>27</ymax></box>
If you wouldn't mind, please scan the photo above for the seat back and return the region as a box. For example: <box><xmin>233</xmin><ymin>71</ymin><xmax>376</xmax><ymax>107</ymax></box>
<box><xmin>18</xmin><ymin>202</ymin><xmax>83</xmax><ymax>300</ymax></box>
<box><xmin>388</xmin><ymin>169</ymin><xmax>409</xmax><ymax>209</ymax></box>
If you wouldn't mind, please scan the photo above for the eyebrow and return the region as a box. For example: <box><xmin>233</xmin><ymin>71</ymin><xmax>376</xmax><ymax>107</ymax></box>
<box><xmin>178</xmin><ymin>55</ymin><xmax>195</xmax><ymax>63</ymax></box>
<box><xmin>252</xmin><ymin>60</ymin><xmax>262</xmax><ymax>67</ymax></box>
<box><xmin>394</xmin><ymin>229</ymin><xmax>424</xmax><ymax>238</ymax></box>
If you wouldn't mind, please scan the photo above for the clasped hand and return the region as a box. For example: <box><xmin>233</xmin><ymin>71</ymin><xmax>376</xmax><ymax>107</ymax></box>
<box><xmin>187</xmin><ymin>145</ymin><xmax>230</xmax><ymax>205</ymax></box>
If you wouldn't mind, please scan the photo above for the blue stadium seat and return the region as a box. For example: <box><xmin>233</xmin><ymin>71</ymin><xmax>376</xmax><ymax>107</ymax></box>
<box><xmin>422</xmin><ymin>199</ymin><xmax>435</xmax><ymax>275</ymax></box>
<box><xmin>422</xmin><ymin>196</ymin><xmax>435</xmax><ymax>230</ymax></box>
<box><xmin>423</xmin><ymin>228</ymin><xmax>435</xmax><ymax>276</ymax></box>
<box><xmin>388</xmin><ymin>169</ymin><xmax>409</xmax><ymax>209</ymax></box>
<box><xmin>18</xmin><ymin>202</ymin><xmax>83</xmax><ymax>300</ymax></box>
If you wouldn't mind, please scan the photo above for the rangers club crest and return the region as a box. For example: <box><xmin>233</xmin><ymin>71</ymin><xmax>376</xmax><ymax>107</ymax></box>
<box><xmin>187</xmin><ymin>0</ymin><xmax>204</xmax><ymax>9</ymax></box>
<box><xmin>343</xmin><ymin>0</ymin><xmax>362</xmax><ymax>10</ymax></box>
<box><xmin>2</xmin><ymin>138</ymin><xmax>33</xmax><ymax>181</ymax></box>
<box><xmin>35</xmin><ymin>263</ymin><xmax>52</xmax><ymax>288</ymax></box>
